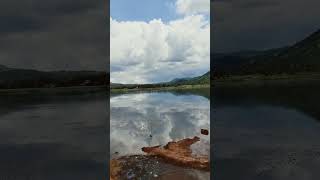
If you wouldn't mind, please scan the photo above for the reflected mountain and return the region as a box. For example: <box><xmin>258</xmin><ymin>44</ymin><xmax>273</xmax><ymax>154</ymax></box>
<box><xmin>214</xmin><ymin>81</ymin><xmax>320</xmax><ymax>121</ymax></box>
<box><xmin>110</xmin><ymin>88</ymin><xmax>210</xmax><ymax>100</ymax></box>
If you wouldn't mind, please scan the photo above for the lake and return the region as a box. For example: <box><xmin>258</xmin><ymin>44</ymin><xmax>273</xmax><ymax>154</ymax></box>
<box><xmin>110</xmin><ymin>89</ymin><xmax>210</xmax><ymax>179</ymax></box>
<box><xmin>213</xmin><ymin>82</ymin><xmax>320</xmax><ymax>180</ymax></box>
<box><xmin>0</xmin><ymin>89</ymin><xmax>107</xmax><ymax>180</ymax></box>
<box><xmin>4</xmin><ymin>82</ymin><xmax>318</xmax><ymax>180</ymax></box>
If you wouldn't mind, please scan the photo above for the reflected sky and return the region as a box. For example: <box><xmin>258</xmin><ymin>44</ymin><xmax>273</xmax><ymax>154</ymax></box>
<box><xmin>110</xmin><ymin>92</ymin><xmax>210</xmax><ymax>157</ymax></box>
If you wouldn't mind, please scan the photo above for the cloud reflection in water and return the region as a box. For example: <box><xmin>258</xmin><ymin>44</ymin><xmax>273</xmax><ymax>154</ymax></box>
<box><xmin>110</xmin><ymin>92</ymin><xmax>210</xmax><ymax>157</ymax></box>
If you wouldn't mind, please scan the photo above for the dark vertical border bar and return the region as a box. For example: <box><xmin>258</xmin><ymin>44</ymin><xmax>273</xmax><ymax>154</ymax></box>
<box><xmin>210</xmin><ymin>0</ymin><xmax>214</xmax><ymax>179</ymax></box>
<box><xmin>105</xmin><ymin>0</ymin><xmax>110</xmax><ymax>179</ymax></box>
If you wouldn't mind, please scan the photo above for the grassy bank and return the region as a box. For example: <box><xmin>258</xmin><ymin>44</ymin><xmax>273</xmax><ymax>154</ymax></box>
<box><xmin>213</xmin><ymin>72</ymin><xmax>320</xmax><ymax>87</ymax></box>
<box><xmin>0</xmin><ymin>85</ymin><xmax>107</xmax><ymax>95</ymax></box>
<box><xmin>110</xmin><ymin>84</ymin><xmax>210</xmax><ymax>93</ymax></box>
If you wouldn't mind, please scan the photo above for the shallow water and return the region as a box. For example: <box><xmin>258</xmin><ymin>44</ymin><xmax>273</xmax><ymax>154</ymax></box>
<box><xmin>213</xmin><ymin>83</ymin><xmax>320</xmax><ymax>180</ymax></box>
<box><xmin>110</xmin><ymin>89</ymin><xmax>210</xmax><ymax>179</ymax></box>
<box><xmin>0</xmin><ymin>90</ymin><xmax>107</xmax><ymax>180</ymax></box>
<box><xmin>114</xmin><ymin>155</ymin><xmax>209</xmax><ymax>180</ymax></box>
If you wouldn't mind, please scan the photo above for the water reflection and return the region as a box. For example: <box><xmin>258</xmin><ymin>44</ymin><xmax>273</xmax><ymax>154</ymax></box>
<box><xmin>214</xmin><ymin>83</ymin><xmax>320</xmax><ymax>180</ymax></box>
<box><xmin>0</xmin><ymin>91</ymin><xmax>107</xmax><ymax>180</ymax></box>
<box><xmin>110</xmin><ymin>92</ymin><xmax>210</xmax><ymax>158</ymax></box>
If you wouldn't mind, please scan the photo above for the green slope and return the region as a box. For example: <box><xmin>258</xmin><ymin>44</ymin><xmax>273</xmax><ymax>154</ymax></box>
<box><xmin>0</xmin><ymin>66</ymin><xmax>107</xmax><ymax>89</ymax></box>
<box><xmin>111</xmin><ymin>71</ymin><xmax>210</xmax><ymax>90</ymax></box>
<box><xmin>213</xmin><ymin>29</ymin><xmax>320</xmax><ymax>76</ymax></box>
<box><xmin>168</xmin><ymin>72</ymin><xmax>210</xmax><ymax>85</ymax></box>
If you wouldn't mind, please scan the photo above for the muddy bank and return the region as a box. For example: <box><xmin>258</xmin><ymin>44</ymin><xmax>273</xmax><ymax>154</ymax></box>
<box><xmin>110</xmin><ymin>155</ymin><xmax>209</xmax><ymax>180</ymax></box>
<box><xmin>142</xmin><ymin>136</ymin><xmax>209</xmax><ymax>171</ymax></box>
<box><xmin>110</xmin><ymin>136</ymin><xmax>210</xmax><ymax>180</ymax></box>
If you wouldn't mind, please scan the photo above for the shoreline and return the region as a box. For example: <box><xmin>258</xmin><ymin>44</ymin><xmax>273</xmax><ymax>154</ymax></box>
<box><xmin>1</xmin><ymin>72</ymin><xmax>320</xmax><ymax>94</ymax></box>
<box><xmin>0</xmin><ymin>85</ymin><xmax>107</xmax><ymax>95</ymax></box>
<box><xmin>111</xmin><ymin>72</ymin><xmax>320</xmax><ymax>92</ymax></box>
<box><xmin>110</xmin><ymin>84</ymin><xmax>210</xmax><ymax>93</ymax></box>
<box><xmin>213</xmin><ymin>73</ymin><xmax>320</xmax><ymax>87</ymax></box>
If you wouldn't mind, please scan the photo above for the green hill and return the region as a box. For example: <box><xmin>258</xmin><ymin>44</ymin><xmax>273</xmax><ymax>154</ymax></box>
<box><xmin>0</xmin><ymin>65</ymin><xmax>10</xmax><ymax>71</ymax></box>
<box><xmin>0</xmin><ymin>66</ymin><xmax>107</xmax><ymax>89</ymax></box>
<box><xmin>213</xmin><ymin>29</ymin><xmax>320</xmax><ymax>77</ymax></box>
<box><xmin>168</xmin><ymin>72</ymin><xmax>210</xmax><ymax>85</ymax></box>
<box><xmin>111</xmin><ymin>71</ymin><xmax>210</xmax><ymax>90</ymax></box>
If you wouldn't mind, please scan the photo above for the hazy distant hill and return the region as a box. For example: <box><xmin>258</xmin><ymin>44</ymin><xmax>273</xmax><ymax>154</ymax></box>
<box><xmin>111</xmin><ymin>71</ymin><xmax>210</xmax><ymax>89</ymax></box>
<box><xmin>169</xmin><ymin>77</ymin><xmax>193</xmax><ymax>84</ymax></box>
<box><xmin>0</xmin><ymin>66</ymin><xmax>107</xmax><ymax>89</ymax></box>
<box><xmin>213</xmin><ymin>29</ymin><xmax>320</xmax><ymax>77</ymax></box>
<box><xmin>168</xmin><ymin>71</ymin><xmax>210</xmax><ymax>85</ymax></box>
<box><xmin>0</xmin><ymin>65</ymin><xmax>10</xmax><ymax>71</ymax></box>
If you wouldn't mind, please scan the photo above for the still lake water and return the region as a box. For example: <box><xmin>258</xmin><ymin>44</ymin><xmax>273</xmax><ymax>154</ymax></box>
<box><xmin>110</xmin><ymin>89</ymin><xmax>210</xmax><ymax>179</ymax></box>
<box><xmin>2</xmin><ymin>82</ymin><xmax>319</xmax><ymax>179</ymax></box>
<box><xmin>0</xmin><ymin>89</ymin><xmax>107</xmax><ymax>180</ymax></box>
<box><xmin>213</xmin><ymin>82</ymin><xmax>320</xmax><ymax>180</ymax></box>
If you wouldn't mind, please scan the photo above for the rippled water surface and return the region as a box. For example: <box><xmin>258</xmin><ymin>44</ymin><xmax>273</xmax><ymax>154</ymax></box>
<box><xmin>0</xmin><ymin>89</ymin><xmax>107</xmax><ymax>180</ymax></box>
<box><xmin>214</xmin><ymin>83</ymin><xmax>320</xmax><ymax>180</ymax></box>
<box><xmin>110</xmin><ymin>89</ymin><xmax>210</xmax><ymax>179</ymax></box>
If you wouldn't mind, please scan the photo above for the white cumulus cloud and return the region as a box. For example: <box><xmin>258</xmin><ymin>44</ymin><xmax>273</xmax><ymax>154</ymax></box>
<box><xmin>110</xmin><ymin>0</ymin><xmax>210</xmax><ymax>84</ymax></box>
<box><xmin>175</xmin><ymin>0</ymin><xmax>210</xmax><ymax>15</ymax></box>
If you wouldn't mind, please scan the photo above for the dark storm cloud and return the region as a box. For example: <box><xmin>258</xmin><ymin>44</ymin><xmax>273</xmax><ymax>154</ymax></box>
<box><xmin>212</xmin><ymin>0</ymin><xmax>320</xmax><ymax>53</ymax></box>
<box><xmin>0</xmin><ymin>0</ymin><xmax>102</xmax><ymax>36</ymax></box>
<box><xmin>0</xmin><ymin>0</ymin><xmax>107</xmax><ymax>71</ymax></box>
<box><xmin>213</xmin><ymin>0</ymin><xmax>280</xmax><ymax>8</ymax></box>
<box><xmin>32</xmin><ymin>0</ymin><xmax>100</xmax><ymax>15</ymax></box>
<box><xmin>0</xmin><ymin>15</ymin><xmax>43</xmax><ymax>34</ymax></box>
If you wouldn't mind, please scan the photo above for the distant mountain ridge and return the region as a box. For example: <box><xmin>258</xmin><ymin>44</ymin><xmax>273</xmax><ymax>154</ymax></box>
<box><xmin>111</xmin><ymin>71</ymin><xmax>210</xmax><ymax>89</ymax></box>
<box><xmin>168</xmin><ymin>72</ymin><xmax>210</xmax><ymax>85</ymax></box>
<box><xmin>169</xmin><ymin>77</ymin><xmax>193</xmax><ymax>84</ymax></box>
<box><xmin>0</xmin><ymin>66</ymin><xmax>107</xmax><ymax>89</ymax></box>
<box><xmin>213</xmin><ymin>29</ymin><xmax>320</xmax><ymax>77</ymax></box>
<box><xmin>0</xmin><ymin>65</ymin><xmax>10</xmax><ymax>71</ymax></box>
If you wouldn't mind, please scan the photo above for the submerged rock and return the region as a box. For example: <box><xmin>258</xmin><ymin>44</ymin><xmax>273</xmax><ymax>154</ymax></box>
<box><xmin>110</xmin><ymin>155</ymin><xmax>209</xmax><ymax>180</ymax></box>
<box><xmin>142</xmin><ymin>136</ymin><xmax>209</xmax><ymax>171</ymax></box>
<box><xmin>110</xmin><ymin>155</ymin><xmax>163</xmax><ymax>180</ymax></box>
<box><xmin>201</xmin><ymin>129</ymin><xmax>209</xmax><ymax>135</ymax></box>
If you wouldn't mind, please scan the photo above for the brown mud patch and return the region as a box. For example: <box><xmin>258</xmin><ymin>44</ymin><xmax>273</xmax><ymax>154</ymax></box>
<box><xmin>110</xmin><ymin>136</ymin><xmax>210</xmax><ymax>180</ymax></box>
<box><xmin>142</xmin><ymin>136</ymin><xmax>209</xmax><ymax>171</ymax></box>
<box><xmin>110</xmin><ymin>155</ymin><xmax>209</xmax><ymax>180</ymax></box>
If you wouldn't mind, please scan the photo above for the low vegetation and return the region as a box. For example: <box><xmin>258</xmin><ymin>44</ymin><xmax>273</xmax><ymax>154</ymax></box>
<box><xmin>110</xmin><ymin>72</ymin><xmax>210</xmax><ymax>92</ymax></box>
<box><xmin>0</xmin><ymin>66</ymin><xmax>107</xmax><ymax>89</ymax></box>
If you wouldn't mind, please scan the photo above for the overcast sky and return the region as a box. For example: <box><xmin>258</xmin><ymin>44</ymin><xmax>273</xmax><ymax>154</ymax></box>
<box><xmin>0</xmin><ymin>0</ymin><xmax>107</xmax><ymax>71</ymax></box>
<box><xmin>212</xmin><ymin>0</ymin><xmax>320</xmax><ymax>53</ymax></box>
<box><xmin>3</xmin><ymin>0</ymin><xmax>317</xmax><ymax>75</ymax></box>
<box><xmin>110</xmin><ymin>0</ymin><xmax>210</xmax><ymax>84</ymax></box>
